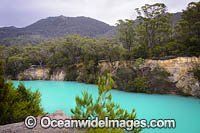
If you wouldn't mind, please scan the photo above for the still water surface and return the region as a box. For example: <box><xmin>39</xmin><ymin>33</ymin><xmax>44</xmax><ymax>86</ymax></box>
<box><xmin>12</xmin><ymin>80</ymin><xmax>200</xmax><ymax>133</ymax></box>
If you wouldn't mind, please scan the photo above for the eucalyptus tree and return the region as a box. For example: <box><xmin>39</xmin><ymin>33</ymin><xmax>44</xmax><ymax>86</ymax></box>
<box><xmin>117</xmin><ymin>19</ymin><xmax>137</xmax><ymax>52</ymax></box>
<box><xmin>135</xmin><ymin>3</ymin><xmax>172</xmax><ymax>48</ymax></box>
<box><xmin>175</xmin><ymin>1</ymin><xmax>200</xmax><ymax>56</ymax></box>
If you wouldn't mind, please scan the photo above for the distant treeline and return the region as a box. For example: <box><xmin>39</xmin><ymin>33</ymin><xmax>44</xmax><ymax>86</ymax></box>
<box><xmin>0</xmin><ymin>2</ymin><xmax>199</xmax><ymax>81</ymax></box>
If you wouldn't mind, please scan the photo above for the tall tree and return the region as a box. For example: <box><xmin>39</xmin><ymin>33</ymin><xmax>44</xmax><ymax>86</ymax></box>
<box><xmin>117</xmin><ymin>19</ymin><xmax>136</xmax><ymax>52</ymax></box>
<box><xmin>136</xmin><ymin>3</ymin><xmax>172</xmax><ymax>48</ymax></box>
<box><xmin>175</xmin><ymin>1</ymin><xmax>200</xmax><ymax>56</ymax></box>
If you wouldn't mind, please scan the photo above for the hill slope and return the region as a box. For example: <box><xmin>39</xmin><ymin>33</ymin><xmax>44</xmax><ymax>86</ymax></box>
<box><xmin>0</xmin><ymin>16</ymin><xmax>114</xmax><ymax>46</ymax></box>
<box><xmin>23</xmin><ymin>15</ymin><xmax>114</xmax><ymax>37</ymax></box>
<box><xmin>0</xmin><ymin>13</ymin><xmax>182</xmax><ymax>46</ymax></box>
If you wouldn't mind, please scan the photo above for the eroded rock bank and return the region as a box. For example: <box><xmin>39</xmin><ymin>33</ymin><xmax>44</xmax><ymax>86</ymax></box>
<box><xmin>16</xmin><ymin>57</ymin><xmax>200</xmax><ymax>97</ymax></box>
<box><xmin>17</xmin><ymin>67</ymin><xmax>66</xmax><ymax>81</ymax></box>
<box><xmin>0</xmin><ymin>110</ymin><xmax>84</xmax><ymax>133</ymax></box>
<box><xmin>145</xmin><ymin>57</ymin><xmax>200</xmax><ymax>96</ymax></box>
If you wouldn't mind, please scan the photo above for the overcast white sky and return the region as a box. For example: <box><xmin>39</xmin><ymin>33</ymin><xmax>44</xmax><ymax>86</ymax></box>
<box><xmin>0</xmin><ymin>0</ymin><xmax>198</xmax><ymax>27</ymax></box>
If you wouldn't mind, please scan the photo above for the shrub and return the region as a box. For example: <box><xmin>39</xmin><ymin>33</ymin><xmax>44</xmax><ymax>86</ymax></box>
<box><xmin>193</xmin><ymin>66</ymin><xmax>200</xmax><ymax>82</ymax></box>
<box><xmin>77</xmin><ymin>60</ymin><xmax>99</xmax><ymax>84</ymax></box>
<box><xmin>132</xmin><ymin>77</ymin><xmax>147</xmax><ymax>92</ymax></box>
<box><xmin>0</xmin><ymin>61</ymin><xmax>43</xmax><ymax>125</ymax></box>
<box><xmin>113</xmin><ymin>67</ymin><xmax>135</xmax><ymax>90</ymax></box>
<box><xmin>71</xmin><ymin>73</ymin><xmax>141</xmax><ymax>132</ymax></box>
<box><xmin>64</xmin><ymin>65</ymin><xmax>78</xmax><ymax>81</ymax></box>
<box><xmin>146</xmin><ymin>67</ymin><xmax>173</xmax><ymax>92</ymax></box>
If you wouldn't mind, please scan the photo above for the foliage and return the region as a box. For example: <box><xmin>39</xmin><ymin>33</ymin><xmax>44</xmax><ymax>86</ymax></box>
<box><xmin>64</xmin><ymin>64</ymin><xmax>78</xmax><ymax>81</ymax></box>
<box><xmin>0</xmin><ymin>16</ymin><xmax>114</xmax><ymax>46</ymax></box>
<box><xmin>113</xmin><ymin>58</ymin><xmax>147</xmax><ymax>91</ymax></box>
<box><xmin>2</xmin><ymin>35</ymin><xmax>121</xmax><ymax>79</ymax></box>
<box><xmin>2</xmin><ymin>2</ymin><xmax>200</xmax><ymax>80</ymax></box>
<box><xmin>132</xmin><ymin>77</ymin><xmax>147</xmax><ymax>92</ymax></box>
<box><xmin>117</xmin><ymin>19</ymin><xmax>136</xmax><ymax>60</ymax></box>
<box><xmin>113</xmin><ymin>67</ymin><xmax>136</xmax><ymax>90</ymax></box>
<box><xmin>176</xmin><ymin>2</ymin><xmax>200</xmax><ymax>40</ymax></box>
<box><xmin>0</xmin><ymin>60</ymin><xmax>43</xmax><ymax>125</ymax></box>
<box><xmin>135</xmin><ymin>3</ymin><xmax>172</xmax><ymax>48</ymax></box>
<box><xmin>71</xmin><ymin>73</ymin><xmax>141</xmax><ymax>132</ymax></box>
<box><xmin>113</xmin><ymin>59</ymin><xmax>173</xmax><ymax>94</ymax></box>
<box><xmin>0</xmin><ymin>2</ymin><xmax>199</xmax><ymax>97</ymax></box>
<box><xmin>145</xmin><ymin>67</ymin><xmax>173</xmax><ymax>93</ymax></box>
<box><xmin>193</xmin><ymin>66</ymin><xmax>200</xmax><ymax>82</ymax></box>
<box><xmin>134</xmin><ymin>58</ymin><xmax>145</xmax><ymax>71</ymax></box>
<box><xmin>174</xmin><ymin>1</ymin><xmax>200</xmax><ymax>56</ymax></box>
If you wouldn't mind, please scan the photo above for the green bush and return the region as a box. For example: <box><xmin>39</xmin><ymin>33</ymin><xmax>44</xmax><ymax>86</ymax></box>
<box><xmin>0</xmin><ymin>61</ymin><xmax>43</xmax><ymax>125</ymax></box>
<box><xmin>146</xmin><ymin>67</ymin><xmax>174</xmax><ymax>92</ymax></box>
<box><xmin>193</xmin><ymin>66</ymin><xmax>200</xmax><ymax>82</ymax></box>
<box><xmin>113</xmin><ymin>67</ymin><xmax>136</xmax><ymax>90</ymax></box>
<box><xmin>132</xmin><ymin>77</ymin><xmax>147</xmax><ymax>92</ymax></box>
<box><xmin>71</xmin><ymin>73</ymin><xmax>141</xmax><ymax>132</ymax></box>
<box><xmin>64</xmin><ymin>65</ymin><xmax>78</xmax><ymax>81</ymax></box>
<box><xmin>77</xmin><ymin>60</ymin><xmax>99</xmax><ymax>84</ymax></box>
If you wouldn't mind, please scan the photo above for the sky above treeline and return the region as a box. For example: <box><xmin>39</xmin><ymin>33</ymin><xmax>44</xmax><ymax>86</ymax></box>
<box><xmin>0</xmin><ymin>0</ymin><xmax>198</xmax><ymax>27</ymax></box>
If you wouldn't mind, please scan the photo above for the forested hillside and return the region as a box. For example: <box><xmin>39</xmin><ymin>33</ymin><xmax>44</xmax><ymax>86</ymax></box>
<box><xmin>0</xmin><ymin>16</ymin><xmax>114</xmax><ymax>46</ymax></box>
<box><xmin>0</xmin><ymin>13</ymin><xmax>182</xmax><ymax>46</ymax></box>
<box><xmin>0</xmin><ymin>2</ymin><xmax>200</xmax><ymax>96</ymax></box>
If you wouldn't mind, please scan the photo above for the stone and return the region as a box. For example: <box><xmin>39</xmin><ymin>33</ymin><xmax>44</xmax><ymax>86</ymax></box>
<box><xmin>0</xmin><ymin>110</ymin><xmax>85</xmax><ymax>133</ymax></box>
<box><xmin>16</xmin><ymin>57</ymin><xmax>200</xmax><ymax>97</ymax></box>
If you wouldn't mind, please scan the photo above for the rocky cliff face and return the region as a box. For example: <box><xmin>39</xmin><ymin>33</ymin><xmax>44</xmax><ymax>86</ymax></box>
<box><xmin>18</xmin><ymin>66</ymin><xmax>66</xmax><ymax>81</ymax></box>
<box><xmin>17</xmin><ymin>57</ymin><xmax>200</xmax><ymax>97</ymax></box>
<box><xmin>146</xmin><ymin>57</ymin><xmax>200</xmax><ymax>96</ymax></box>
<box><xmin>17</xmin><ymin>67</ymin><xmax>50</xmax><ymax>80</ymax></box>
<box><xmin>98</xmin><ymin>57</ymin><xmax>200</xmax><ymax>97</ymax></box>
<box><xmin>50</xmin><ymin>69</ymin><xmax>66</xmax><ymax>80</ymax></box>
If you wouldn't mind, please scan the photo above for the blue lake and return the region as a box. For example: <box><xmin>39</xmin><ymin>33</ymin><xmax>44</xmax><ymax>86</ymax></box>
<box><xmin>12</xmin><ymin>80</ymin><xmax>200</xmax><ymax>133</ymax></box>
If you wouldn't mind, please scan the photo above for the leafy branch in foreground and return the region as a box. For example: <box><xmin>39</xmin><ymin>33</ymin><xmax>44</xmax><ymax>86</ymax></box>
<box><xmin>71</xmin><ymin>73</ymin><xmax>141</xmax><ymax>132</ymax></box>
<box><xmin>0</xmin><ymin>60</ymin><xmax>43</xmax><ymax>125</ymax></box>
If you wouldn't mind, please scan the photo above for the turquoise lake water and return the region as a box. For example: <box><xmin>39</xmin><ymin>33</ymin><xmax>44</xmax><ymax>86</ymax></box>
<box><xmin>12</xmin><ymin>80</ymin><xmax>200</xmax><ymax>133</ymax></box>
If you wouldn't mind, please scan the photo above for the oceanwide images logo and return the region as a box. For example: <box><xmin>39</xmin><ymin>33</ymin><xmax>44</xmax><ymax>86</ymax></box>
<box><xmin>24</xmin><ymin>116</ymin><xmax>176</xmax><ymax>130</ymax></box>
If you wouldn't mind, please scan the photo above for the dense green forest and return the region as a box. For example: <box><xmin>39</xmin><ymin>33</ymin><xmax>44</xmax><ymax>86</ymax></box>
<box><xmin>0</xmin><ymin>2</ymin><xmax>200</xmax><ymax>95</ymax></box>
